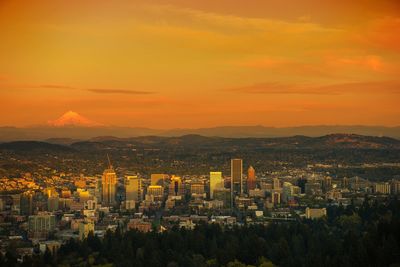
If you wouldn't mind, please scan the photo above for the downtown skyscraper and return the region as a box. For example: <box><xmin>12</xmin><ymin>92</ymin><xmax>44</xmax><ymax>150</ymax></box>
<box><xmin>124</xmin><ymin>175</ymin><xmax>141</xmax><ymax>210</ymax></box>
<box><xmin>102</xmin><ymin>156</ymin><xmax>117</xmax><ymax>207</ymax></box>
<box><xmin>231</xmin><ymin>159</ymin><xmax>243</xmax><ymax>194</ymax></box>
<box><xmin>210</xmin><ymin>171</ymin><xmax>223</xmax><ymax>199</ymax></box>
<box><xmin>231</xmin><ymin>159</ymin><xmax>243</xmax><ymax>208</ymax></box>
<box><xmin>125</xmin><ymin>175</ymin><xmax>142</xmax><ymax>202</ymax></box>
<box><xmin>247</xmin><ymin>166</ymin><xmax>256</xmax><ymax>191</ymax></box>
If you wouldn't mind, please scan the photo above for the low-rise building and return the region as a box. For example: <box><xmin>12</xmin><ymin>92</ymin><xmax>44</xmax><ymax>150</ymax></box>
<box><xmin>305</xmin><ymin>207</ymin><xmax>327</xmax><ymax>219</ymax></box>
<box><xmin>79</xmin><ymin>221</ymin><xmax>95</xmax><ymax>240</ymax></box>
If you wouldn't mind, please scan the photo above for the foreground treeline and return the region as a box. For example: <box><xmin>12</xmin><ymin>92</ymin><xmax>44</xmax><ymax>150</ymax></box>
<box><xmin>3</xmin><ymin>197</ymin><xmax>400</xmax><ymax>267</ymax></box>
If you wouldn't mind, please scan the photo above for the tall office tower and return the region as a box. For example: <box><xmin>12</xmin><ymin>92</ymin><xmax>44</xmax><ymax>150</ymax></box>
<box><xmin>231</xmin><ymin>159</ymin><xmax>243</xmax><ymax>209</ymax></box>
<box><xmin>151</xmin><ymin>174</ymin><xmax>167</xmax><ymax>186</ymax></box>
<box><xmin>28</xmin><ymin>213</ymin><xmax>56</xmax><ymax>239</ymax></box>
<box><xmin>47</xmin><ymin>195</ymin><xmax>59</xmax><ymax>212</ymax></box>
<box><xmin>213</xmin><ymin>188</ymin><xmax>232</xmax><ymax>208</ymax></box>
<box><xmin>391</xmin><ymin>180</ymin><xmax>400</xmax><ymax>194</ymax></box>
<box><xmin>102</xmin><ymin>156</ymin><xmax>117</xmax><ymax>206</ymax></box>
<box><xmin>272</xmin><ymin>191</ymin><xmax>281</xmax><ymax>205</ymax></box>
<box><xmin>297</xmin><ymin>178</ymin><xmax>308</xmax><ymax>193</ymax></box>
<box><xmin>210</xmin><ymin>172</ymin><xmax>223</xmax><ymax>199</ymax></box>
<box><xmin>342</xmin><ymin>177</ymin><xmax>349</xmax><ymax>189</ymax></box>
<box><xmin>247</xmin><ymin>166</ymin><xmax>256</xmax><ymax>192</ymax></box>
<box><xmin>44</xmin><ymin>187</ymin><xmax>57</xmax><ymax>198</ymax></box>
<box><xmin>125</xmin><ymin>175</ymin><xmax>142</xmax><ymax>202</ymax></box>
<box><xmin>11</xmin><ymin>194</ymin><xmax>21</xmax><ymax>214</ymax></box>
<box><xmin>231</xmin><ymin>159</ymin><xmax>243</xmax><ymax>194</ymax></box>
<box><xmin>95</xmin><ymin>176</ymin><xmax>102</xmax><ymax>201</ymax></box>
<box><xmin>20</xmin><ymin>191</ymin><xmax>34</xmax><ymax>215</ymax></box>
<box><xmin>323</xmin><ymin>176</ymin><xmax>332</xmax><ymax>192</ymax></box>
<box><xmin>33</xmin><ymin>192</ymin><xmax>47</xmax><ymax>212</ymax></box>
<box><xmin>354</xmin><ymin>176</ymin><xmax>360</xmax><ymax>190</ymax></box>
<box><xmin>168</xmin><ymin>175</ymin><xmax>184</xmax><ymax>196</ymax></box>
<box><xmin>374</xmin><ymin>182</ymin><xmax>391</xmax><ymax>194</ymax></box>
<box><xmin>273</xmin><ymin>178</ymin><xmax>281</xmax><ymax>189</ymax></box>
<box><xmin>147</xmin><ymin>185</ymin><xmax>164</xmax><ymax>201</ymax></box>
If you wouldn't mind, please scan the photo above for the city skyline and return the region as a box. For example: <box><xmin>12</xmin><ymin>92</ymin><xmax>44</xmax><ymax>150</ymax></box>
<box><xmin>1</xmin><ymin>1</ymin><xmax>399</xmax><ymax>266</ymax></box>
<box><xmin>1</xmin><ymin>0</ymin><xmax>400</xmax><ymax>128</ymax></box>
<box><xmin>0</xmin><ymin>128</ymin><xmax>399</xmax><ymax>266</ymax></box>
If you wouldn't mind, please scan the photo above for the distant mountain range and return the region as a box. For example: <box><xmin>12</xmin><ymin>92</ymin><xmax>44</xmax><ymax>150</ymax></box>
<box><xmin>0</xmin><ymin>125</ymin><xmax>399</xmax><ymax>142</ymax></box>
<box><xmin>1</xmin><ymin>134</ymin><xmax>399</xmax><ymax>151</ymax></box>
<box><xmin>1</xmin><ymin>111</ymin><xmax>398</xmax><ymax>141</ymax></box>
<box><xmin>47</xmin><ymin>111</ymin><xmax>103</xmax><ymax>127</ymax></box>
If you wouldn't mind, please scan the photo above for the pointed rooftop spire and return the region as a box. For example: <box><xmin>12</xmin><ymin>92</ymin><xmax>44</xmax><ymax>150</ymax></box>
<box><xmin>107</xmin><ymin>153</ymin><xmax>113</xmax><ymax>169</ymax></box>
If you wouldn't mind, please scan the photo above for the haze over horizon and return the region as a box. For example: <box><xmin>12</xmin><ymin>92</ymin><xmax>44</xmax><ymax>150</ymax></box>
<box><xmin>1</xmin><ymin>110</ymin><xmax>400</xmax><ymax>142</ymax></box>
<box><xmin>1</xmin><ymin>0</ymin><xmax>400</xmax><ymax>128</ymax></box>
<box><xmin>1</xmin><ymin>110</ymin><xmax>399</xmax><ymax>130</ymax></box>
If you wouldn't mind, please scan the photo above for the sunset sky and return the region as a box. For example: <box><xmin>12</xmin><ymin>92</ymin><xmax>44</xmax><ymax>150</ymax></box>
<box><xmin>1</xmin><ymin>0</ymin><xmax>399</xmax><ymax>128</ymax></box>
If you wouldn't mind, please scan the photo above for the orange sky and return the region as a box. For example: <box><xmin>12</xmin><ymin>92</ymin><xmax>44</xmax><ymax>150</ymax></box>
<box><xmin>0</xmin><ymin>0</ymin><xmax>399</xmax><ymax>128</ymax></box>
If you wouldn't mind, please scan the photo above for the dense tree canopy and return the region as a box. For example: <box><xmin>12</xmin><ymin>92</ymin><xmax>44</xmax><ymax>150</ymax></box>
<box><xmin>3</xmin><ymin>197</ymin><xmax>400</xmax><ymax>267</ymax></box>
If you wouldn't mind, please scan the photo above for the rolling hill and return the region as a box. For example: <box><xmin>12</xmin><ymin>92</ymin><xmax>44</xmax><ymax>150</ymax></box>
<box><xmin>1</xmin><ymin>134</ymin><xmax>399</xmax><ymax>152</ymax></box>
<box><xmin>1</xmin><ymin>125</ymin><xmax>400</xmax><ymax>141</ymax></box>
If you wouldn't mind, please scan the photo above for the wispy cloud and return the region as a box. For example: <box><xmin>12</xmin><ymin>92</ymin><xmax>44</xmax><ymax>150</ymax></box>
<box><xmin>318</xmin><ymin>80</ymin><xmax>400</xmax><ymax>94</ymax></box>
<box><xmin>0</xmin><ymin>83</ymin><xmax>155</xmax><ymax>95</ymax></box>
<box><xmin>39</xmin><ymin>84</ymin><xmax>76</xmax><ymax>89</ymax></box>
<box><xmin>225</xmin><ymin>83</ymin><xmax>340</xmax><ymax>95</ymax></box>
<box><xmin>357</xmin><ymin>17</ymin><xmax>400</xmax><ymax>52</ymax></box>
<box><xmin>143</xmin><ymin>4</ymin><xmax>341</xmax><ymax>34</ymax></box>
<box><xmin>225</xmin><ymin>80</ymin><xmax>400</xmax><ymax>95</ymax></box>
<box><xmin>87</xmin><ymin>88</ymin><xmax>155</xmax><ymax>95</ymax></box>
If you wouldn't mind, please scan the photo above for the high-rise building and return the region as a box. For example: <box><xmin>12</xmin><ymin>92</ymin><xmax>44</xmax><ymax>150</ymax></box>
<box><xmin>33</xmin><ymin>192</ymin><xmax>48</xmax><ymax>212</ymax></box>
<box><xmin>391</xmin><ymin>180</ymin><xmax>400</xmax><ymax>195</ymax></box>
<box><xmin>47</xmin><ymin>195</ymin><xmax>59</xmax><ymax>212</ymax></box>
<box><xmin>125</xmin><ymin>175</ymin><xmax>142</xmax><ymax>202</ymax></box>
<box><xmin>305</xmin><ymin>182</ymin><xmax>322</xmax><ymax>196</ymax></box>
<box><xmin>147</xmin><ymin>185</ymin><xmax>164</xmax><ymax>201</ymax></box>
<box><xmin>85</xmin><ymin>199</ymin><xmax>98</xmax><ymax>210</ymax></box>
<box><xmin>28</xmin><ymin>213</ymin><xmax>56</xmax><ymax>239</ymax></box>
<box><xmin>77</xmin><ymin>189</ymin><xmax>91</xmax><ymax>203</ymax></box>
<box><xmin>11</xmin><ymin>194</ymin><xmax>21</xmax><ymax>214</ymax></box>
<box><xmin>151</xmin><ymin>174</ymin><xmax>167</xmax><ymax>186</ymax></box>
<box><xmin>374</xmin><ymin>182</ymin><xmax>391</xmax><ymax>194</ymax></box>
<box><xmin>342</xmin><ymin>177</ymin><xmax>349</xmax><ymax>189</ymax></box>
<box><xmin>95</xmin><ymin>176</ymin><xmax>102</xmax><ymax>201</ymax></box>
<box><xmin>297</xmin><ymin>178</ymin><xmax>308</xmax><ymax>193</ymax></box>
<box><xmin>210</xmin><ymin>172</ymin><xmax>223</xmax><ymax>199</ymax></box>
<box><xmin>102</xmin><ymin>166</ymin><xmax>117</xmax><ymax>207</ymax></box>
<box><xmin>169</xmin><ymin>176</ymin><xmax>184</xmax><ymax>196</ymax></box>
<box><xmin>273</xmin><ymin>178</ymin><xmax>281</xmax><ymax>190</ymax></box>
<box><xmin>231</xmin><ymin>159</ymin><xmax>243</xmax><ymax>194</ymax></box>
<box><xmin>351</xmin><ymin>176</ymin><xmax>361</xmax><ymax>191</ymax></box>
<box><xmin>190</xmin><ymin>183</ymin><xmax>205</xmax><ymax>195</ymax></box>
<box><xmin>79</xmin><ymin>221</ymin><xmax>95</xmax><ymax>240</ymax></box>
<box><xmin>282</xmin><ymin>182</ymin><xmax>301</xmax><ymax>203</ymax></box>
<box><xmin>20</xmin><ymin>191</ymin><xmax>34</xmax><ymax>216</ymax></box>
<box><xmin>323</xmin><ymin>176</ymin><xmax>332</xmax><ymax>192</ymax></box>
<box><xmin>247</xmin><ymin>166</ymin><xmax>256</xmax><ymax>192</ymax></box>
<box><xmin>213</xmin><ymin>188</ymin><xmax>231</xmax><ymax>208</ymax></box>
<box><xmin>272</xmin><ymin>191</ymin><xmax>281</xmax><ymax>205</ymax></box>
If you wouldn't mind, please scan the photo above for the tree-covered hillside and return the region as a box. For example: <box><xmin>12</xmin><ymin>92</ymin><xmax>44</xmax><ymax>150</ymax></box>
<box><xmin>3</xmin><ymin>197</ymin><xmax>400</xmax><ymax>267</ymax></box>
